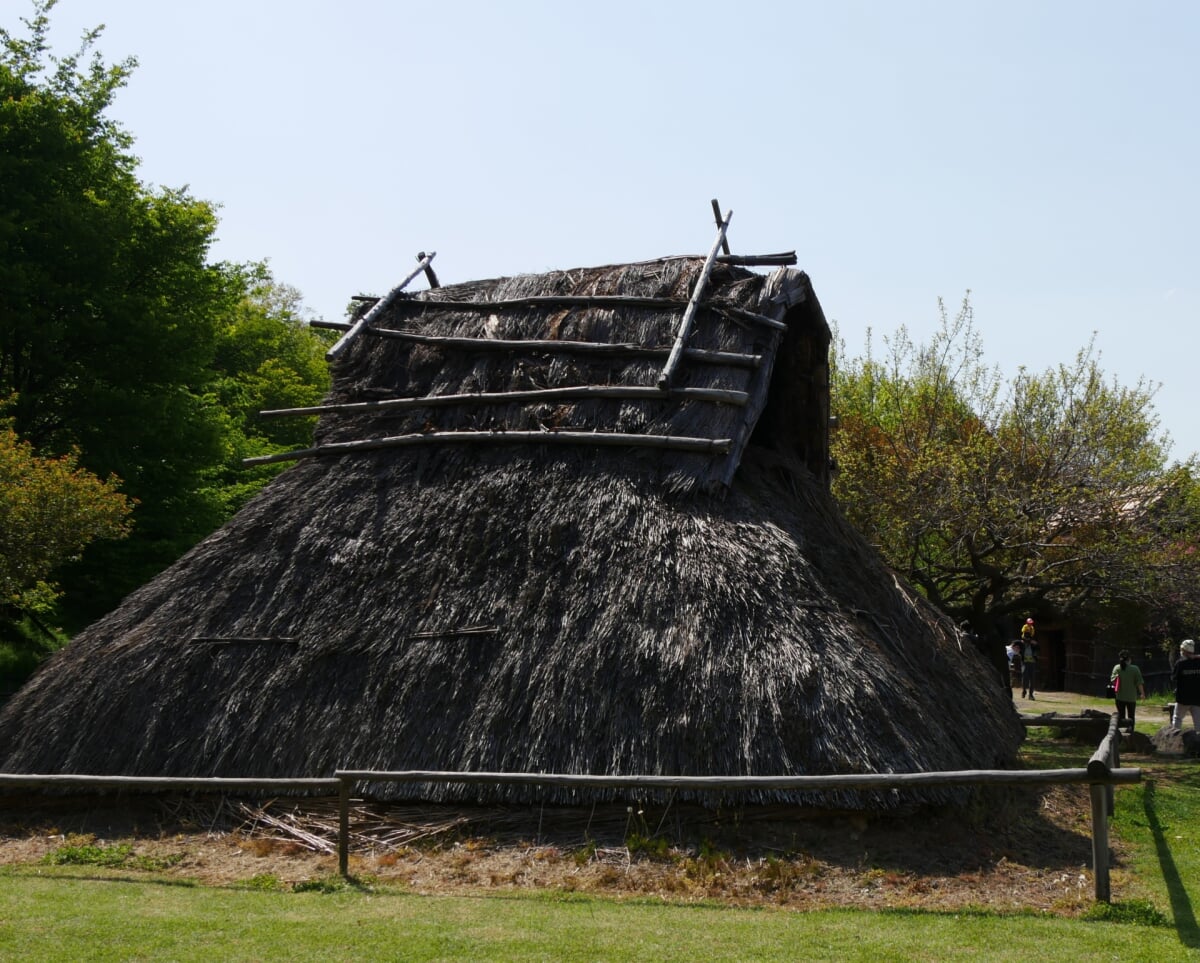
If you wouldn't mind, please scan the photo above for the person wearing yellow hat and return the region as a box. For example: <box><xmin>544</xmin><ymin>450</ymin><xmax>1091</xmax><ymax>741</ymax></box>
<box><xmin>1172</xmin><ymin>639</ymin><xmax>1200</xmax><ymax>730</ymax></box>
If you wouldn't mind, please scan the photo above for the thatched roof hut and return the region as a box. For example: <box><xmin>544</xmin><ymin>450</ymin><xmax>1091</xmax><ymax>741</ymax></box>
<box><xmin>0</xmin><ymin>249</ymin><xmax>1023</xmax><ymax>810</ymax></box>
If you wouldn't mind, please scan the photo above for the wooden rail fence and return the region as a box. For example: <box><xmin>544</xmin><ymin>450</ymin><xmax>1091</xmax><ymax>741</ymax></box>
<box><xmin>331</xmin><ymin>755</ymin><xmax>1139</xmax><ymax>900</ymax></box>
<box><xmin>0</xmin><ymin>722</ymin><xmax>1138</xmax><ymax>903</ymax></box>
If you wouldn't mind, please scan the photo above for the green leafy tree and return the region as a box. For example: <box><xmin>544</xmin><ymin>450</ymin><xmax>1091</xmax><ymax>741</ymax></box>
<box><xmin>0</xmin><ymin>417</ymin><xmax>131</xmax><ymax>622</ymax></box>
<box><xmin>200</xmin><ymin>264</ymin><xmax>334</xmax><ymax>516</ymax></box>
<box><xmin>1</xmin><ymin>3</ymin><xmax>231</xmax><ymax>617</ymax></box>
<box><xmin>831</xmin><ymin>295</ymin><xmax>1200</xmax><ymax>676</ymax></box>
<box><xmin>0</xmin><ymin>4</ymin><xmax>331</xmax><ymax>628</ymax></box>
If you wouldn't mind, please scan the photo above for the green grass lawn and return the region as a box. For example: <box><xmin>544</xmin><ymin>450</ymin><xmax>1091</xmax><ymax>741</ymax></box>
<box><xmin>0</xmin><ymin>871</ymin><xmax>1195</xmax><ymax>963</ymax></box>
<box><xmin>2</xmin><ymin>720</ymin><xmax>1199</xmax><ymax>962</ymax></box>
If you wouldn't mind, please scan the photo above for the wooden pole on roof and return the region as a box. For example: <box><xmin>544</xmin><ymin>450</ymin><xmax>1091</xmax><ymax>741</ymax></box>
<box><xmin>716</xmin><ymin>252</ymin><xmax>797</xmax><ymax>267</ymax></box>
<box><xmin>243</xmin><ymin>429</ymin><xmax>733</xmax><ymax>467</ymax></box>
<box><xmin>259</xmin><ymin>385</ymin><xmax>750</xmax><ymax>420</ymax></box>
<box><xmin>710</xmin><ymin>198</ymin><xmax>731</xmax><ymax>255</ymax></box>
<box><xmin>416</xmin><ymin>251</ymin><xmax>440</xmax><ymax>289</ymax></box>
<box><xmin>325</xmin><ymin>252</ymin><xmax>437</xmax><ymax>362</ymax></box>
<box><xmin>312</xmin><ymin>298</ymin><xmax>788</xmax><ymax>332</ymax></box>
<box><xmin>307</xmin><ymin>324</ymin><xmax>766</xmax><ymax>368</ymax></box>
<box><xmin>657</xmin><ymin>209</ymin><xmax>732</xmax><ymax>389</ymax></box>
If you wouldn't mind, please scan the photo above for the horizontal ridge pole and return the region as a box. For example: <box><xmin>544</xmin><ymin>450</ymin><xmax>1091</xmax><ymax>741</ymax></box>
<box><xmin>397</xmin><ymin>294</ymin><xmax>693</xmax><ymax>312</ymax></box>
<box><xmin>326</xmin><ymin>252</ymin><xmax>436</xmax><ymax>362</ymax></box>
<box><xmin>333</xmin><ymin>768</ymin><xmax>1143</xmax><ymax>791</ymax></box>
<box><xmin>313</xmin><ymin>295</ymin><xmax>787</xmax><ymax>330</ymax></box>
<box><xmin>244</xmin><ymin>430</ymin><xmax>732</xmax><ymax>467</ymax></box>
<box><xmin>715</xmin><ymin>252</ymin><xmax>797</xmax><ymax>267</ymax></box>
<box><xmin>307</xmin><ymin>324</ymin><xmax>763</xmax><ymax>368</ymax></box>
<box><xmin>260</xmin><ymin>385</ymin><xmax>749</xmax><ymax>419</ymax></box>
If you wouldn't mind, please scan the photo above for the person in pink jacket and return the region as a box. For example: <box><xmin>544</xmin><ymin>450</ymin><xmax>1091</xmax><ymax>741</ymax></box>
<box><xmin>1110</xmin><ymin>650</ymin><xmax>1146</xmax><ymax>731</ymax></box>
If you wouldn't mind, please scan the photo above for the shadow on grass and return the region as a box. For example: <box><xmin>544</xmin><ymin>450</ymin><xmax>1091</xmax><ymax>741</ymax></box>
<box><xmin>1142</xmin><ymin>780</ymin><xmax>1199</xmax><ymax>948</ymax></box>
<box><xmin>1</xmin><ymin>864</ymin><xmax>386</xmax><ymax>896</ymax></box>
<box><xmin>0</xmin><ymin>867</ymin><xmax>199</xmax><ymax>889</ymax></box>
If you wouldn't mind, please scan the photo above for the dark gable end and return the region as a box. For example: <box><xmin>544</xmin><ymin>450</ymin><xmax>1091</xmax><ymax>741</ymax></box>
<box><xmin>750</xmin><ymin>272</ymin><xmax>832</xmax><ymax>484</ymax></box>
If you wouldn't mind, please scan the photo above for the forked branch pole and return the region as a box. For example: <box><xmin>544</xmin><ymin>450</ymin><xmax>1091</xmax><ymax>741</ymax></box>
<box><xmin>326</xmin><ymin>252</ymin><xmax>437</xmax><ymax>361</ymax></box>
<box><xmin>658</xmin><ymin>210</ymin><xmax>732</xmax><ymax>389</ymax></box>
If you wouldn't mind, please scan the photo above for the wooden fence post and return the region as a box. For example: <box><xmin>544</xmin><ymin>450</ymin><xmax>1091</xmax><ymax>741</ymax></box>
<box><xmin>1090</xmin><ymin>782</ymin><xmax>1111</xmax><ymax>902</ymax></box>
<box><xmin>1086</xmin><ymin>713</ymin><xmax>1122</xmax><ymax>902</ymax></box>
<box><xmin>338</xmin><ymin>775</ymin><xmax>350</xmax><ymax>878</ymax></box>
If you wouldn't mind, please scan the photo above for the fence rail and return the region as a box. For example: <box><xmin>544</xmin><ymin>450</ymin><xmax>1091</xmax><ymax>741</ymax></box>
<box><xmin>0</xmin><ymin>775</ymin><xmax>338</xmax><ymax>792</ymax></box>
<box><xmin>0</xmin><ymin>720</ymin><xmax>1139</xmax><ymax>903</ymax></box>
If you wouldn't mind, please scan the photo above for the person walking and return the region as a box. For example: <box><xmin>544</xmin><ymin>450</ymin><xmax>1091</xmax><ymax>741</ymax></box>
<box><xmin>1020</xmin><ymin>620</ymin><xmax>1038</xmax><ymax>699</ymax></box>
<box><xmin>1007</xmin><ymin>640</ymin><xmax>1023</xmax><ymax>693</ymax></box>
<box><xmin>1172</xmin><ymin>639</ymin><xmax>1200</xmax><ymax>730</ymax></box>
<box><xmin>1110</xmin><ymin>650</ymin><xmax>1146</xmax><ymax>731</ymax></box>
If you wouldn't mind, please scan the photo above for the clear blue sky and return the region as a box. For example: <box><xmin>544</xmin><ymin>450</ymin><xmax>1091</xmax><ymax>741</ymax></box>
<box><xmin>13</xmin><ymin>0</ymin><xmax>1200</xmax><ymax>458</ymax></box>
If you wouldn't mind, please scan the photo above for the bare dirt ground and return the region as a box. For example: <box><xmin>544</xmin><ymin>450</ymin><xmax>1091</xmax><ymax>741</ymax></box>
<box><xmin>0</xmin><ymin>692</ymin><xmax>1163</xmax><ymax>915</ymax></box>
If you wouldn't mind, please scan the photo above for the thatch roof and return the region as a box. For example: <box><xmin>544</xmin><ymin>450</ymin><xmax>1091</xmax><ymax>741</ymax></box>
<box><xmin>0</xmin><ymin>254</ymin><xmax>1023</xmax><ymax>810</ymax></box>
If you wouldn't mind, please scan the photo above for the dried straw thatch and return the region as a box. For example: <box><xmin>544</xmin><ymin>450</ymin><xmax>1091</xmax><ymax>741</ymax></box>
<box><xmin>0</xmin><ymin>255</ymin><xmax>1022</xmax><ymax>810</ymax></box>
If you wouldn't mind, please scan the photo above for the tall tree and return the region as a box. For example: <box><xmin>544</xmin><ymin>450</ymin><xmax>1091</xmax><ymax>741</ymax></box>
<box><xmin>831</xmin><ymin>295</ymin><xmax>1200</xmax><ymax>676</ymax></box>
<box><xmin>0</xmin><ymin>4</ymin><xmax>332</xmax><ymax>627</ymax></box>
